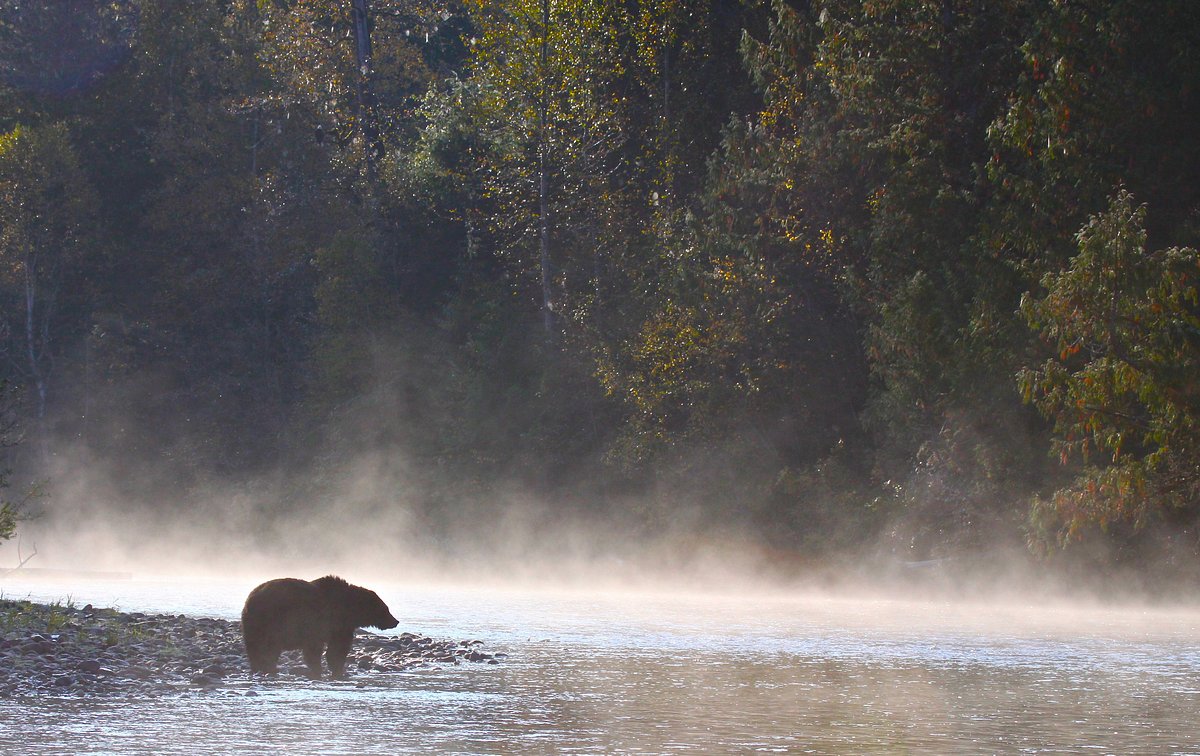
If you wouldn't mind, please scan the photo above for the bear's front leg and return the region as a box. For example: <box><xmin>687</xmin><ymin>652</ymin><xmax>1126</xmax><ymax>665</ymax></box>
<box><xmin>326</xmin><ymin>629</ymin><xmax>354</xmax><ymax>679</ymax></box>
<box><xmin>246</xmin><ymin>641</ymin><xmax>280</xmax><ymax>675</ymax></box>
<box><xmin>302</xmin><ymin>642</ymin><xmax>325</xmax><ymax>679</ymax></box>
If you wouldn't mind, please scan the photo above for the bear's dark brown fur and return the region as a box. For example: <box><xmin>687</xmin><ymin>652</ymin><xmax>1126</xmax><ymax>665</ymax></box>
<box><xmin>241</xmin><ymin>575</ymin><xmax>399</xmax><ymax>679</ymax></box>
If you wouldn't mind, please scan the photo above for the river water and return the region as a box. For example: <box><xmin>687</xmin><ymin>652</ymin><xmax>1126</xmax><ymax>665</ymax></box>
<box><xmin>2</xmin><ymin>574</ymin><xmax>1200</xmax><ymax>754</ymax></box>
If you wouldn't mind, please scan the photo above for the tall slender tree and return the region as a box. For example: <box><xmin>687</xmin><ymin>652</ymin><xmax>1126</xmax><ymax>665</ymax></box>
<box><xmin>0</xmin><ymin>123</ymin><xmax>96</xmax><ymax>449</ymax></box>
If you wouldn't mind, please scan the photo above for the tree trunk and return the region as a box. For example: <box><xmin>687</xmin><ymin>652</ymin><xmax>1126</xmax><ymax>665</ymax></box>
<box><xmin>350</xmin><ymin>0</ymin><xmax>377</xmax><ymax>176</ymax></box>
<box><xmin>22</xmin><ymin>253</ymin><xmax>49</xmax><ymax>463</ymax></box>
<box><xmin>538</xmin><ymin>0</ymin><xmax>554</xmax><ymax>337</ymax></box>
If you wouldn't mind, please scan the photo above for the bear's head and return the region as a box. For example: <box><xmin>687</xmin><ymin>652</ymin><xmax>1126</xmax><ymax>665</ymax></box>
<box><xmin>314</xmin><ymin>575</ymin><xmax>400</xmax><ymax>630</ymax></box>
<box><xmin>354</xmin><ymin>586</ymin><xmax>399</xmax><ymax>630</ymax></box>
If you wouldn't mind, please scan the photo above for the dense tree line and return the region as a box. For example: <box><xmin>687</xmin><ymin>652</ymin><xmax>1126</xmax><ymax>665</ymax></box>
<box><xmin>0</xmin><ymin>0</ymin><xmax>1198</xmax><ymax>575</ymax></box>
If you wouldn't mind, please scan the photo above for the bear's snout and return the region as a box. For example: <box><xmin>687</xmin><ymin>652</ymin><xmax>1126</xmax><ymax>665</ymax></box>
<box><xmin>378</xmin><ymin>613</ymin><xmax>399</xmax><ymax>630</ymax></box>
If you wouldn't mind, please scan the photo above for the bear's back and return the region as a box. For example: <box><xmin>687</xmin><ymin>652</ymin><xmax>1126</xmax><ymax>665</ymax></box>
<box><xmin>242</xmin><ymin>577</ymin><xmax>331</xmax><ymax>646</ymax></box>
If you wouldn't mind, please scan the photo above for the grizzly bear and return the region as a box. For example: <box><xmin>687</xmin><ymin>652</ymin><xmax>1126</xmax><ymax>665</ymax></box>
<box><xmin>241</xmin><ymin>575</ymin><xmax>399</xmax><ymax>679</ymax></box>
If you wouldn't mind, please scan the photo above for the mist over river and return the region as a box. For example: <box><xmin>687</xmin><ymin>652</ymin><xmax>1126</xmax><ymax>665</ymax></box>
<box><xmin>2</xmin><ymin>575</ymin><xmax>1200</xmax><ymax>754</ymax></box>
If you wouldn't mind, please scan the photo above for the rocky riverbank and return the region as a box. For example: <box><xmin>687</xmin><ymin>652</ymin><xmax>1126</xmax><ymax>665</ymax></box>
<box><xmin>0</xmin><ymin>598</ymin><xmax>502</xmax><ymax>697</ymax></box>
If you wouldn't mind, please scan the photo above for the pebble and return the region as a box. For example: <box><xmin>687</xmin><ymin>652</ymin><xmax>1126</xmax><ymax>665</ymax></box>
<box><xmin>0</xmin><ymin>598</ymin><xmax>500</xmax><ymax>697</ymax></box>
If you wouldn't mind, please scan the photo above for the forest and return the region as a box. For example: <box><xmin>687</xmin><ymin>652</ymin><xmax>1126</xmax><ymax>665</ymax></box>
<box><xmin>0</xmin><ymin>0</ymin><xmax>1198</xmax><ymax>584</ymax></box>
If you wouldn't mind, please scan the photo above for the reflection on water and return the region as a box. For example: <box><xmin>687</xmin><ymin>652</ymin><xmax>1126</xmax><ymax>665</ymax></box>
<box><xmin>3</xmin><ymin>576</ymin><xmax>1200</xmax><ymax>753</ymax></box>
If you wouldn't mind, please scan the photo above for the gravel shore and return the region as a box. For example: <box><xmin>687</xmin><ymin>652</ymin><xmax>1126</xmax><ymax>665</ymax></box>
<box><xmin>0</xmin><ymin>598</ymin><xmax>502</xmax><ymax>697</ymax></box>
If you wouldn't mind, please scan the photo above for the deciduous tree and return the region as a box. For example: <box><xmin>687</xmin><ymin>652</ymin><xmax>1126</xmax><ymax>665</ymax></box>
<box><xmin>1020</xmin><ymin>190</ymin><xmax>1200</xmax><ymax>550</ymax></box>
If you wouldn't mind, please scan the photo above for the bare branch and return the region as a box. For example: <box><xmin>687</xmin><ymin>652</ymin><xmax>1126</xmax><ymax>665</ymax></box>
<box><xmin>2</xmin><ymin>535</ymin><xmax>37</xmax><ymax>575</ymax></box>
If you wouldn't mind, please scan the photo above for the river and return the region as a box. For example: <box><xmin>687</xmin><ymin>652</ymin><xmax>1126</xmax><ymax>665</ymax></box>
<box><xmin>2</xmin><ymin>574</ymin><xmax>1199</xmax><ymax>754</ymax></box>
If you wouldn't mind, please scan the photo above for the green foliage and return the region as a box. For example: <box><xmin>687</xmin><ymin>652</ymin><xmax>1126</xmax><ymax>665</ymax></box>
<box><xmin>1020</xmin><ymin>190</ymin><xmax>1200</xmax><ymax>548</ymax></box>
<box><xmin>0</xmin><ymin>122</ymin><xmax>97</xmax><ymax>281</ymax></box>
<box><xmin>989</xmin><ymin>1</ymin><xmax>1200</xmax><ymax>558</ymax></box>
<box><xmin>0</xmin><ymin>0</ymin><xmax>1198</xmax><ymax>573</ymax></box>
<box><xmin>0</xmin><ymin>378</ymin><xmax>30</xmax><ymax>544</ymax></box>
<box><xmin>987</xmin><ymin>1</ymin><xmax>1200</xmax><ymax>281</ymax></box>
<box><xmin>0</xmin><ymin>501</ymin><xmax>15</xmax><ymax>542</ymax></box>
<box><xmin>460</xmin><ymin>0</ymin><xmax>632</xmax><ymax>330</ymax></box>
<box><xmin>0</xmin><ymin>120</ymin><xmax>98</xmax><ymax>430</ymax></box>
<box><xmin>256</xmin><ymin>0</ymin><xmax>444</xmax><ymax>181</ymax></box>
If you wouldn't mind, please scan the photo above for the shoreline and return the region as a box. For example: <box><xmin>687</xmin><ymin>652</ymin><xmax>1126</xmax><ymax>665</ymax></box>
<box><xmin>0</xmin><ymin>567</ymin><xmax>135</xmax><ymax>581</ymax></box>
<box><xmin>0</xmin><ymin>598</ymin><xmax>500</xmax><ymax>697</ymax></box>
